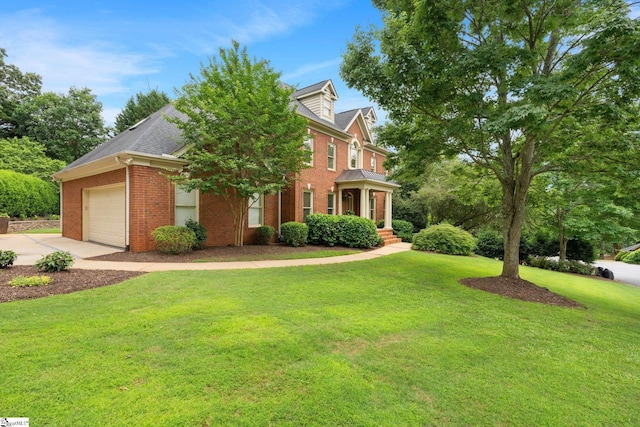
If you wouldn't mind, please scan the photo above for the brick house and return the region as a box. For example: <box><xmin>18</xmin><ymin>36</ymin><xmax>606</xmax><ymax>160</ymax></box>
<box><xmin>53</xmin><ymin>80</ymin><xmax>399</xmax><ymax>251</ymax></box>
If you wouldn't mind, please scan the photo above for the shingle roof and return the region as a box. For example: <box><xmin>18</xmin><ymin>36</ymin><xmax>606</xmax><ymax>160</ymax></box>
<box><xmin>292</xmin><ymin>80</ymin><xmax>332</xmax><ymax>98</ymax></box>
<box><xmin>60</xmin><ymin>104</ymin><xmax>186</xmax><ymax>171</ymax></box>
<box><xmin>292</xmin><ymin>100</ymin><xmax>349</xmax><ymax>136</ymax></box>
<box><xmin>334</xmin><ymin>109</ymin><xmax>360</xmax><ymax>131</ymax></box>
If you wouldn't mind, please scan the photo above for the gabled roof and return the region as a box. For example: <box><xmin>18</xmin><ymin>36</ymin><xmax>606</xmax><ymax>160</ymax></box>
<box><xmin>60</xmin><ymin>104</ymin><xmax>186</xmax><ymax>172</ymax></box>
<box><xmin>292</xmin><ymin>79</ymin><xmax>337</xmax><ymax>99</ymax></box>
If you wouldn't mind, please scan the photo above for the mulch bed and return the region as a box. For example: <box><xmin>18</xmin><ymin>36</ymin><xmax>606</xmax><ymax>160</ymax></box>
<box><xmin>460</xmin><ymin>276</ymin><xmax>584</xmax><ymax>308</ymax></box>
<box><xmin>0</xmin><ymin>266</ymin><xmax>144</xmax><ymax>303</ymax></box>
<box><xmin>1</xmin><ymin>244</ymin><xmax>582</xmax><ymax>308</ymax></box>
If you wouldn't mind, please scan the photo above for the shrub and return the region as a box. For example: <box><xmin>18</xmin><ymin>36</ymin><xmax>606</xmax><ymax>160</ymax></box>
<box><xmin>184</xmin><ymin>219</ymin><xmax>207</xmax><ymax>249</ymax></box>
<box><xmin>0</xmin><ymin>169</ymin><xmax>59</xmax><ymax>217</ymax></box>
<box><xmin>0</xmin><ymin>250</ymin><xmax>17</xmax><ymax>269</ymax></box>
<box><xmin>614</xmin><ymin>250</ymin><xmax>628</xmax><ymax>261</ymax></box>
<box><xmin>306</xmin><ymin>214</ymin><xmax>340</xmax><ymax>246</ymax></box>
<box><xmin>622</xmin><ymin>250</ymin><xmax>640</xmax><ymax>265</ymax></box>
<box><xmin>526</xmin><ymin>256</ymin><xmax>594</xmax><ymax>276</ymax></box>
<box><xmin>566</xmin><ymin>237</ymin><xmax>596</xmax><ymax>263</ymax></box>
<box><xmin>9</xmin><ymin>275</ymin><xmax>52</xmax><ymax>287</ymax></box>
<box><xmin>377</xmin><ymin>219</ymin><xmax>414</xmax><ymax>242</ymax></box>
<box><xmin>412</xmin><ymin>223</ymin><xmax>477</xmax><ymax>256</ymax></box>
<box><xmin>255</xmin><ymin>225</ymin><xmax>275</xmax><ymax>245</ymax></box>
<box><xmin>475</xmin><ymin>229</ymin><xmax>504</xmax><ymax>259</ymax></box>
<box><xmin>337</xmin><ymin>216</ymin><xmax>381</xmax><ymax>248</ymax></box>
<box><xmin>280</xmin><ymin>222</ymin><xmax>308</xmax><ymax>247</ymax></box>
<box><xmin>528</xmin><ymin>231</ymin><xmax>559</xmax><ymax>258</ymax></box>
<box><xmin>35</xmin><ymin>251</ymin><xmax>74</xmax><ymax>272</ymax></box>
<box><xmin>152</xmin><ymin>226</ymin><xmax>196</xmax><ymax>254</ymax></box>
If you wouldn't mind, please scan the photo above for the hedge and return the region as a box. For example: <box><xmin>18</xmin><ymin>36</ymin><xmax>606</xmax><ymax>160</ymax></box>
<box><xmin>305</xmin><ymin>213</ymin><xmax>341</xmax><ymax>246</ymax></box>
<box><xmin>412</xmin><ymin>223</ymin><xmax>477</xmax><ymax>256</ymax></box>
<box><xmin>0</xmin><ymin>169</ymin><xmax>59</xmax><ymax>217</ymax></box>
<box><xmin>152</xmin><ymin>226</ymin><xmax>196</xmax><ymax>254</ymax></box>
<box><xmin>281</xmin><ymin>222</ymin><xmax>308</xmax><ymax>247</ymax></box>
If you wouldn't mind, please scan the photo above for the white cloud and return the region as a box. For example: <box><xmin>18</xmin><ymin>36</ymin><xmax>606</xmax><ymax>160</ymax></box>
<box><xmin>281</xmin><ymin>58</ymin><xmax>342</xmax><ymax>82</ymax></box>
<box><xmin>0</xmin><ymin>9</ymin><xmax>160</xmax><ymax>96</ymax></box>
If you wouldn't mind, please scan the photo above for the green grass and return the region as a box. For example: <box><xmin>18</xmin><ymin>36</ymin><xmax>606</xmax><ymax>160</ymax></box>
<box><xmin>14</xmin><ymin>228</ymin><xmax>61</xmax><ymax>234</ymax></box>
<box><xmin>1</xmin><ymin>251</ymin><xmax>639</xmax><ymax>426</ymax></box>
<box><xmin>194</xmin><ymin>248</ymin><xmax>361</xmax><ymax>262</ymax></box>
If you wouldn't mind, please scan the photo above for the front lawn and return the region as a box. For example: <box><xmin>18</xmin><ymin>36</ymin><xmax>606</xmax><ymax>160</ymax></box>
<box><xmin>2</xmin><ymin>251</ymin><xmax>639</xmax><ymax>425</ymax></box>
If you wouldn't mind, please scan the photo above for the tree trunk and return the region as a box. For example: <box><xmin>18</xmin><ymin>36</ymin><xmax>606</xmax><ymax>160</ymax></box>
<box><xmin>227</xmin><ymin>191</ymin><xmax>248</xmax><ymax>247</ymax></box>
<box><xmin>500</xmin><ymin>137</ymin><xmax>535</xmax><ymax>279</ymax></box>
<box><xmin>559</xmin><ymin>231</ymin><xmax>567</xmax><ymax>262</ymax></box>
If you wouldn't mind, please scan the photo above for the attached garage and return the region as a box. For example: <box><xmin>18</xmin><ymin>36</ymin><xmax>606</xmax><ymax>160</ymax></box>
<box><xmin>83</xmin><ymin>184</ymin><xmax>126</xmax><ymax>248</ymax></box>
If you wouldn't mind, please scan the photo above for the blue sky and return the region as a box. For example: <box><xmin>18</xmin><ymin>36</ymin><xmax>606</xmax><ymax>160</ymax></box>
<box><xmin>1</xmin><ymin>1</ymin><xmax>384</xmax><ymax>126</ymax></box>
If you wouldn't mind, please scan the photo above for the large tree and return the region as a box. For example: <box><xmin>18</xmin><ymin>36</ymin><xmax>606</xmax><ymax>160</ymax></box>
<box><xmin>0</xmin><ymin>137</ymin><xmax>65</xmax><ymax>181</ymax></box>
<box><xmin>170</xmin><ymin>41</ymin><xmax>309</xmax><ymax>246</ymax></box>
<box><xmin>114</xmin><ymin>89</ymin><xmax>171</xmax><ymax>134</ymax></box>
<box><xmin>15</xmin><ymin>87</ymin><xmax>107</xmax><ymax>163</ymax></box>
<box><xmin>0</xmin><ymin>48</ymin><xmax>42</xmax><ymax>138</ymax></box>
<box><xmin>341</xmin><ymin>0</ymin><xmax>640</xmax><ymax>278</ymax></box>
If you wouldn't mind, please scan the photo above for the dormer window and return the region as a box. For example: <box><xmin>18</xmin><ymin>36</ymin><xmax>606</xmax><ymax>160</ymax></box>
<box><xmin>322</xmin><ymin>97</ymin><xmax>333</xmax><ymax>120</ymax></box>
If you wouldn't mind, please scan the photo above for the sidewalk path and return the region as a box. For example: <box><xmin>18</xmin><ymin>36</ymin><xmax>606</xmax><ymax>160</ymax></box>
<box><xmin>1</xmin><ymin>233</ymin><xmax>412</xmax><ymax>272</ymax></box>
<box><xmin>74</xmin><ymin>243</ymin><xmax>413</xmax><ymax>272</ymax></box>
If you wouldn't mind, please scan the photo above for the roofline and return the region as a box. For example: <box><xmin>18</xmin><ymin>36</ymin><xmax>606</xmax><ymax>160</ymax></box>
<box><xmin>53</xmin><ymin>151</ymin><xmax>187</xmax><ymax>182</ymax></box>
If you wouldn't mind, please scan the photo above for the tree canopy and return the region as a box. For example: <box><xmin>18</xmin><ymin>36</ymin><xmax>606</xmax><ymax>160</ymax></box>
<box><xmin>0</xmin><ymin>48</ymin><xmax>42</xmax><ymax>138</ymax></box>
<box><xmin>114</xmin><ymin>89</ymin><xmax>171</xmax><ymax>134</ymax></box>
<box><xmin>341</xmin><ymin>0</ymin><xmax>640</xmax><ymax>278</ymax></box>
<box><xmin>15</xmin><ymin>87</ymin><xmax>107</xmax><ymax>163</ymax></box>
<box><xmin>171</xmin><ymin>41</ymin><xmax>309</xmax><ymax>246</ymax></box>
<box><xmin>0</xmin><ymin>137</ymin><xmax>65</xmax><ymax>181</ymax></box>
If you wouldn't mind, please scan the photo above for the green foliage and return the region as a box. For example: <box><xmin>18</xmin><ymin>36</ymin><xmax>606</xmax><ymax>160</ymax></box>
<box><xmin>377</xmin><ymin>219</ymin><xmax>414</xmax><ymax>242</ymax></box>
<box><xmin>0</xmin><ymin>250</ymin><xmax>17</xmax><ymax>269</ymax></box>
<box><xmin>0</xmin><ymin>169</ymin><xmax>59</xmax><ymax>217</ymax></box>
<box><xmin>9</xmin><ymin>275</ymin><xmax>52</xmax><ymax>287</ymax></box>
<box><xmin>0</xmin><ymin>137</ymin><xmax>66</xmax><ymax>180</ymax></box>
<box><xmin>14</xmin><ymin>87</ymin><xmax>106</xmax><ymax>163</ymax></box>
<box><xmin>280</xmin><ymin>222</ymin><xmax>308</xmax><ymax>247</ymax></box>
<box><xmin>184</xmin><ymin>219</ymin><xmax>207</xmax><ymax>249</ymax></box>
<box><xmin>336</xmin><ymin>215</ymin><xmax>381</xmax><ymax>248</ymax></box>
<box><xmin>526</xmin><ymin>256</ymin><xmax>595</xmax><ymax>276</ymax></box>
<box><xmin>255</xmin><ymin>225</ymin><xmax>275</xmax><ymax>245</ymax></box>
<box><xmin>0</xmin><ymin>48</ymin><xmax>42</xmax><ymax>138</ymax></box>
<box><xmin>152</xmin><ymin>226</ymin><xmax>196</xmax><ymax>254</ymax></box>
<box><xmin>306</xmin><ymin>214</ymin><xmax>341</xmax><ymax>247</ymax></box>
<box><xmin>614</xmin><ymin>251</ymin><xmax>628</xmax><ymax>262</ymax></box>
<box><xmin>566</xmin><ymin>238</ymin><xmax>596</xmax><ymax>263</ymax></box>
<box><xmin>35</xmin><ymin>251</ymin><xmax>74</xmax><ymax>272</ymax></box>
<box><xmin>475</xmin><ymin>229</ymin><xmax>504</xmax><ymax>260</ymax></box>
<box><xmin>412</xmin><ymin>223</ymin><xmax>477</xmax><ymax>256</ymax></box>
<box><xmin>170</xmin><ymin>41</ymin><xmax>309</xmax><ymax>246</ymax></box>
<box><xmin>114</xmin><ymin>89</ymin><xmax>171</xmax><ymax>133</ymax></box>
<box><xmin>622</xmin><ymin>250</ymin><xmax>640</xmax><ymax>265</ymax></box>
<box><xmin>341</xmin><ymin>0</ymin><xmax>640</xmax><ymax>278</ymax></box>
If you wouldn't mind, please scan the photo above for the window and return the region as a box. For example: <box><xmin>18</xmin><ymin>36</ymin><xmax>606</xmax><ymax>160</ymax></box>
<box><xmin>303</xmin><ymin>137</ymin><xmax>313</xmax><ymax>165</ymax></box>
<box><xmin>369</xmin><ymin>196</ymin><xmax>376</xmax><ymax>220</ymax></box>
<box><xmin>303</xmin><ymin>191</ymin><xmax>313</xmax><ymax>220</ymax></box>
<box><xmin>327</xmin><ymin>142</ymin><xmax>336</xmax><ymax>170</ymax></box>
<box><xmin>175</xmin><ymin>186</ymin><xmax>197</xmax><ymax>226</ymax></box>
<box><xmin>248</xmin><ymin>193</ymin><xmax>263</xmax><ymax>227</ymax></box>
<box><xmin>327</xmin><ymin>193</ymin><xmax>336</xmax><ymax>215</ymax></box>
<box><xmin>350</xmin><ymin>141</ymin><xmax>361</xmax><ymax>169</ymax></box>
<box><xmin>370</xmin><ymin>156</ymin><xmax>376</xmax><ymax>172</ymax></box>
<box><xmin>322</xmin><ymin>97</ymin><xmax>332</xmax><ymax>119</ymax></box>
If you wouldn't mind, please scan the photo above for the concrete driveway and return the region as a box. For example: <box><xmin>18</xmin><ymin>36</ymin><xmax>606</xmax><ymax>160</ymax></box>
<box><xmin>594</xmin><ymin>260</ymin><xmax>640</xmax><ymax>288</ymax></box>
<box><xmin>0</xmin><ymin>233</ymin><xmax>123</xmax><ymax>265</ymax></box>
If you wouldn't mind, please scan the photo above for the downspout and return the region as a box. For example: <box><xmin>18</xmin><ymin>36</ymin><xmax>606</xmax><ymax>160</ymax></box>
<box><xmin>115</xmin><ymin>156</ymin><xmax>132</xmax><ymax>251</ymax></box>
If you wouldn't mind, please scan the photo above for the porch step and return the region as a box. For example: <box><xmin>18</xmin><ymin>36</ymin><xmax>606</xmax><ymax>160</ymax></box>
<box><xmin>377</xmin><ymin>228</ymin><xmax>402</xmax><ymax>246</ymax></box>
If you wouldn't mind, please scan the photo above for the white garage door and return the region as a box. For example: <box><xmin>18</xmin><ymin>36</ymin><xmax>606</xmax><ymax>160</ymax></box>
<box><xmin>85</xmin><ymin>184</ymin><xmax>126</xmax><ymax>248</ymax></box>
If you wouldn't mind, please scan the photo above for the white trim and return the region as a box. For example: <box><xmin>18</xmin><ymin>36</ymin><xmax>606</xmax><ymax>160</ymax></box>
<box><xmin>248</xmin><ymin>193</ymin><xmax>264</xmax><ymax>228</ymax></box>
<box><xmin>327</xmin><ymin>141</ymin><xmax>336</xmax><ymax>171</ymax></box>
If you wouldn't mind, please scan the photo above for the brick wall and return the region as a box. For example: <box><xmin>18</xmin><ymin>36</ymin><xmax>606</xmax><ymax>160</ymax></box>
<box><xmin>61</xmin><ymin>169</ymin><xmax>125</xmax><ymax>241</ymax></box>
